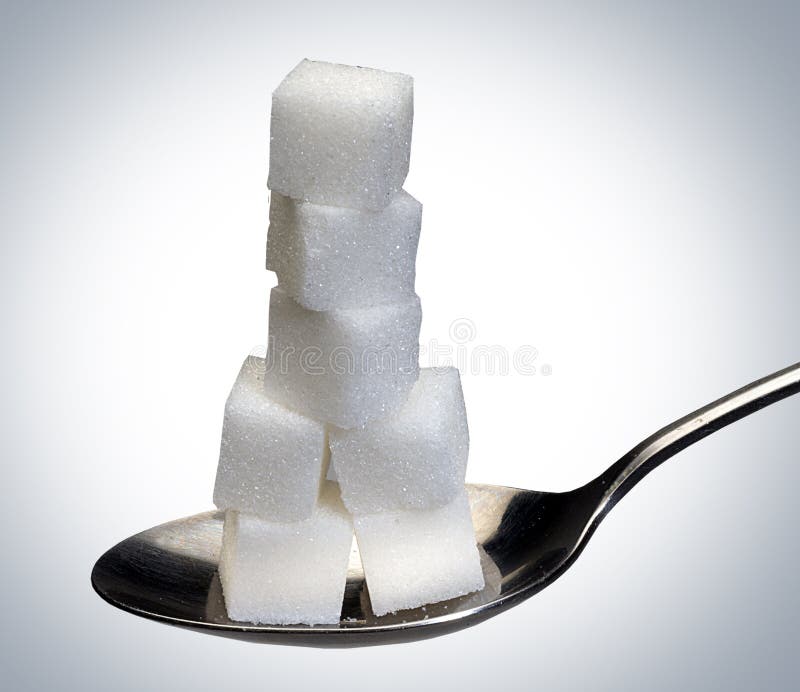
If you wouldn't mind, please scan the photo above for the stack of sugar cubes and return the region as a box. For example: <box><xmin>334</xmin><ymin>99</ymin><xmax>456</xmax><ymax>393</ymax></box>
<box><xmin>213</xmin><ymin>59</ymin><xmax>484</xmax><ymax>625</ymax></box>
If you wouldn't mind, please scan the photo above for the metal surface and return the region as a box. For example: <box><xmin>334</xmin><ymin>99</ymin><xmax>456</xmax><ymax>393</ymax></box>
<box><xmin>92</xmin><ymin>362</ymin><xmax>800</xmax><ymax>646</ymax></box>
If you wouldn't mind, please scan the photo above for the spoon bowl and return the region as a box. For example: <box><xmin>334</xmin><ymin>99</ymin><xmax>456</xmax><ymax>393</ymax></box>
<box><xmin>92</xmin><ymin>362</ymin><xmax>800</xmax><ymax>646</ymax></box>
<box><xmin>91</xmin><ymin>483</ymin><xmax>596</xmax><ymax>646</ymax></box>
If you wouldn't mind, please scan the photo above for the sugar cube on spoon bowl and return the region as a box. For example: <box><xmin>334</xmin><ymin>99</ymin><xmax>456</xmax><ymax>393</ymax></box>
<box><xmin>210</xmin><ymin>59</ymin><xmax>485</xmax><ymax>623</ymax></box>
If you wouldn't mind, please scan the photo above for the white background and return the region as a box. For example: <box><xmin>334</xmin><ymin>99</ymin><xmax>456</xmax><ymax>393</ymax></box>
<box><xmin>1</xmin><ymin>1</ymin><xmax>798</xmax><ymax>690</ymax></box>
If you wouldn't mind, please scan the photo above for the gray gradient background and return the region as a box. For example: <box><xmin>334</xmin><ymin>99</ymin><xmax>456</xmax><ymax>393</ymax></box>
<box><xmin>1</xmin><ymin>1</ymin><xmax>799</xmax><ymax>690</ymax></box>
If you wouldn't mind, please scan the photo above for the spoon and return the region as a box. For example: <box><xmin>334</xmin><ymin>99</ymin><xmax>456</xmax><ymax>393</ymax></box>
<box><xmin>92</xmin><ymin>361</ymin><xmax>800</xmax><ymax>647</ymax></box>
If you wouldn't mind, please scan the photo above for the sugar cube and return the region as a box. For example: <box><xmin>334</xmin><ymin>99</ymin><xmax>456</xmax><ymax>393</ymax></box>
<box><xmin>329</xmin><ymin>367</ymin><xmax>468</xmax><ymax>514</ymax></box>
<box><xmin>219</xmin><ymin>483</ymin><xmax>353</xmax><ymax>625</ymax></box>
<box><xmin>263</xmin><ymin>287</ymin><xmax>421</xmax><ymax>429</ymax></box>
<box><xmin>213</xmin><ymin>356</ymin><xmax>327</xmax><ymax>522</ymax></box>
<box><xmin>268</xmin><ymin>59</ymin><xmax>413</xmax><ymax>211</ymax></box>
<box><xmin>266</xmin><ymin>190</ymin><xmax>421</xmax><ymax>311</ymax></box>
<box><xmin>354</xmin><ymin>489</ymin><xmax>485</xmax><ymax>616</ymax></box>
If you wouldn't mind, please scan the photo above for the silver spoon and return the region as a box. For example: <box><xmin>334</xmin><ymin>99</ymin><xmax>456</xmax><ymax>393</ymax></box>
<box><xmin>92</xmin><ymin>362</ymin><xmax>800</xmax><ymax>647</ymax></box>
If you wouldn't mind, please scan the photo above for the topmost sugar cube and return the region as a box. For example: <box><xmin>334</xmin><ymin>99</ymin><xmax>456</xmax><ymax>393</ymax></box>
<box><xmin>268</xmin><ymin>59</ymin><xmax>413</xmax><ymax>211</ymax></box>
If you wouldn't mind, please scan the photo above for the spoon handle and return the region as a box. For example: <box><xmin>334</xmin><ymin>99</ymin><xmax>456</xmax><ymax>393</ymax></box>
<box><xmin>591</xmin><ymin>362</ymin><xmax>800</xmax><ymax>515</ymax></box>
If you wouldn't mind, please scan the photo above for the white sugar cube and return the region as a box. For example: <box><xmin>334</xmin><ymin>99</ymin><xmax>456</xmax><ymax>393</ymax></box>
<box><xmin>213</xmin><ymin>356</ymin><xmax>327</xmax><ymax>522</ymax></box>
<box><xmin>219</xmin><ymin>483</ymin><xmax>353</xmax><ymax>625</ymax></box>
<box><xmin>268</xmin><ymin>59</ymin><xmax>413</xmax><ymax>211</ymax></box>
<box><xmin>267</xmin><ymin>190</ymin><xmax>421</xmax><ymax>311</ymax></box>
<box><xmin>354</xmin><ymin>490</ymin><xmax>484</xmax><ymax>616</ymax></box>
<box><xmin>329</xmin><ymin>368</ymin><xmax>468</xmax><ymax>514</ymax></box>
<box><xmin>263</xmin><ymin>287</ymin><xmax>421</xmax><ymax>429</ymax></box>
